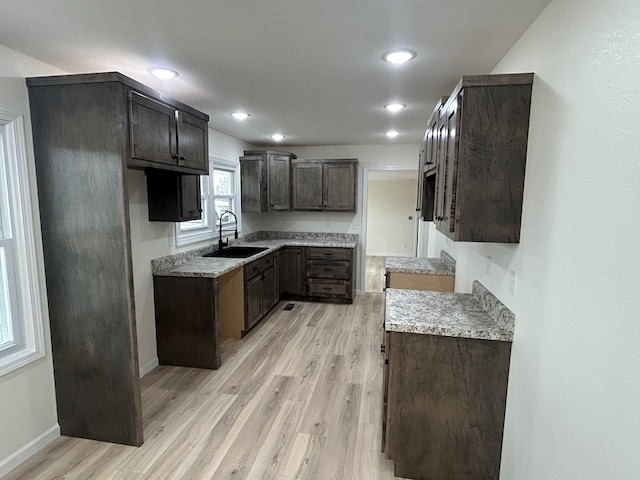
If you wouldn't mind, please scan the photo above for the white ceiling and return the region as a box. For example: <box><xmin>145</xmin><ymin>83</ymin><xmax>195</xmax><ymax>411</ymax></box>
<box><xmin>0</xmin><ymin>0</ymin><xmax>550</xmax><ymax>147</ymax></box>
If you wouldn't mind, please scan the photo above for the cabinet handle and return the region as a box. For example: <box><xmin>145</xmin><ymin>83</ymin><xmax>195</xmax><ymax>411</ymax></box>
<box><xmin>171</xmin><ymin>154</ymin><xmax>179</xmax><ymax>160</ymax></box>
<box><xmin>322</xmin><ymin>287</ymin><xmax>332</xmax><ymax>291</ymax></box>
<box><xmin>323</xmin><ymin>268</ymin><xmax>333</xmax><ymax>272</ymax></box>
<box><xmin>179</xmin><ymin>156</ymin><xmax>186</xmax><ymax>161</ymax></box>
<box><xmin>380</xmin><ymin>344</ymin><xmax>386</xmax><ymax>353</ymax></box>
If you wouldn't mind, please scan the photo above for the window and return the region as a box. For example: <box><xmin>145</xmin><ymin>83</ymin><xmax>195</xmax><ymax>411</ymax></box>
<box><xmin>175</xmin><ymin>157</ymin><xmax>241</xmax><ymax>246</ymax></box>
<box><xmin>0</xmin><ymin>109</ymin><xmax>46</xmax><ymax>376</ymax></box>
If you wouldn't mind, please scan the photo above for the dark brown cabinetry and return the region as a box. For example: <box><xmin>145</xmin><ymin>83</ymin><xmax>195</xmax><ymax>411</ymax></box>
<box><xmin>129</xmin><ymin>91</ymin><xmax>208</xmax><ymax>174</ymax></box>
<box><xmin>240</xmin><ymin>150</ymin><xmax>296</xmax><ymax>212</ymax></box>
<box><xmin>305</xmin><ymin>247</ymin><xmax>354</xmax><ymax>302</ymax></box>
<box><xmin>383</xmin><ymin>331</ymin><xmax>511</xmax><ymax>480</ymax></box>
<box><xmin>27</xmin><ymin>72</ymin><xmax>209</xmax><ymax>447</ymax></box>
<box><xmin>278</xmin><ymin>247</ymin><xmax>303</xmax><ymax>296</ymax></box>
<box><xmin>244</xmin><ymin>253</ymin><xmax>278</xmax><ymax>332</ymax></box>
<box><xmin>291</xmin><ymin>159</ymin><xmax>358</xmax><ymax>212</ymax></box>
<box><xmin>422</xmin><ymin>73</ymin><xmax>533</xmax><ymax>242</ymax></box>
<box><xmin>146</xmin><ymin>170</ymin><xmax>202</xmax><ymax>222</ymax></box>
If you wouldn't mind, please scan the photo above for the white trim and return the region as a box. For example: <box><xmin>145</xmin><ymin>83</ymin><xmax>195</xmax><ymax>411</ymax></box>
<box><xmin>139</xmin><ymin>356</ymin><xmax>159</xmax><ymax>378</ymax></box>
<box><xmin>0</xmin><ymin>110</ymin><xmax>46</xmax><ymax>376</ymax></box>
<box><xmin>0</xmin><ymin>424</ymin><xmax>60</xmax><ymax>477</ymax></box>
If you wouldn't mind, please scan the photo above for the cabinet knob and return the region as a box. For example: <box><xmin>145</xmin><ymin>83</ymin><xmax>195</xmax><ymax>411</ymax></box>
<box><xmin>380</xmin><ymin>344</ymin><xmax>386</xmax><ymax>353</ymax></box>
<box><xmin>179</xmin><ymin>156</ymin><xmax>186</xmax><ymax>161</ymax></box>
<box><xmin>171</xmin><ymin>154</ymin><xmax>179</xmax><ymax>160</ymax></box>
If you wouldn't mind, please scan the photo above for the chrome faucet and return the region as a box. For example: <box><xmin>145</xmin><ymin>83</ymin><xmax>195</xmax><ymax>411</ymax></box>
<box><xmin>218</xmin><ymin>210</ymin><xmax>238</xmax><ymax>251</ymax></box>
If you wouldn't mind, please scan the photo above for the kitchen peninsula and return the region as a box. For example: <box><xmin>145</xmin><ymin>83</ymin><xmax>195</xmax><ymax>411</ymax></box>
<box><xmin>151</xmin><ymin>231</ymin><xmax>358</xmax><ymax>370</ymax></box>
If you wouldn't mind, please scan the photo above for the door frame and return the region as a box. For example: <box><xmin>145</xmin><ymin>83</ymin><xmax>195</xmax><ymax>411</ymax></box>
<box><xmin>360</xmin><ymin>166</ymin><xmax>419</xmax><ymax>293</ymax></box>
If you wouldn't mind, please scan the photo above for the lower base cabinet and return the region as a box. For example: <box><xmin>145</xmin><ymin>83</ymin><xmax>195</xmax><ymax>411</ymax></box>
<box><xmin>243</xmin><ymin>253</ymin><xmax>278</xmax><ymax>334</ymax></box>
<box><xmin>383</xmin><ymin>331</ymin><xmax>511</xmax><ymax>480</ymax></box>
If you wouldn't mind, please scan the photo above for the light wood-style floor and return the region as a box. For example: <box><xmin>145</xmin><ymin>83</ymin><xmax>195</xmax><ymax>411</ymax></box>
<box><xmin>3</xmin><ymin>290</ymin><xmax>406</xmax><ymax>479</ymax></box>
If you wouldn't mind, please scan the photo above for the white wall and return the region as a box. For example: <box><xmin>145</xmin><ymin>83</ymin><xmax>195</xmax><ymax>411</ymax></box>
<box><xmin>0</xmin><ymin>46</ymin><xmax>66</xmax><ymax>475</ymax></box>
<box><xmin>366</xmin><ymin>179</ymin><xmax>417</xmax><ymax>256</ymax></box>
<box><xmin>428</xmin><ymin>0</ymin><xmax>640</xmax><ymax>478</ymax></box>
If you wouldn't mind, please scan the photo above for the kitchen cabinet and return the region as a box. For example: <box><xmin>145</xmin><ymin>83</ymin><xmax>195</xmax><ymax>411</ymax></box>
<box><xmin>383</xmin><ymin>331</ymin><xmax>511</xmax><ymax>480</ymax></box>
<box><xmin>27</xmin><ymin>72</ymin><xmax>209</xmax><ymax>447</ymax></box>
<box><xmin>417</xmin><ymin>97</ymin><xmax>447</xmax><ymax>221</ymax></box>
<box><xmin>153</xmin><ymin>275</ymin><xmax>221</xmax><ymax>370</ymax></box>
<box><xmin>146</xmin><ymin>170</ymin><xmax>202</xmax><ymax>222</ymax></box>
<box><xmin>244</xmin><ymin>253</ymin><xmax>278</xmax><ymax>332</ymax></box>
<box><xmin>430</xmin><ymin>73</ymin><xmax>533</xmax><ymax>242</ymax></box>
<box><xmin>129</xmin><ymin>91</ymin><xmax>208</xmax><ymax>173</ymax></box>
<box><xmin>291</xmin><ymin>159</ymin><xmax>358</xmax><ymax>212</ymax></box>
<box><xmin>278</xmin><ymin>247</ymin><xmax>303</xmax><ymax>296</ymax></box>
<box><xmin>305</xmin><ymin>247</ymin><xmax>354</xmax><ymax>302</ymax></box>
<box><xmin>240</xmin><ymin>150</ymin><xmax>296</xmax><ymax>212</ymax></box>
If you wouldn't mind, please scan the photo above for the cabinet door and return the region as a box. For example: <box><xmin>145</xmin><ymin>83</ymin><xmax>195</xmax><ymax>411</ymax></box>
<box><xmin>291</xmin><ymin>161</ymin><xmax>323</xmax><ymax>210</ymax></box>
<box><xmin>146</xmin><ymin>171</ymin><xmax>202</xmax><ymax>222</ymax></box>
<box><xmin>240</xmin><ymin>158</ymin><xmax>267</xmax><ymax>212</ymax></box>
<box><xmin>245</xmin><ymin>273</ymin><xmax>262</xmax><ymax>330</ymax></box>
<box><xmin>442</xmin><ymin>96</ymin><xmax>461</xmax><ymax>238</ymax></box>
<box><xmin>416</xmin><ymin>143</ymin><xmax>426</xmax><ymax>214</ymax></box>
<box><xmin>268</xmin><ymin>155</ymin><xmax>291</xmax><ymax>210</ymax></box>
<box><xmin>324</xmin><ymin>162</ymin><xmax>356</xmax><ymax>211</ymax></box>
<box><xmin>434</xmin><ymin>109</ymin><xmax>449</xmax><ymax>231</ymax></box>
<box><xmin>179</xmin><ymin>174</ymin><xmax>202</xmax><ymax>220</ymax></box>
<box><xmin>129</xmin><ymin>91</ymin><xmax>177</xmax><ymax>166</ymax></box>
<box><xmin>261</xmin><ymin>266</ymin><xmax>278</xmax><ymax>313</ymax></box>
<box><xmin>176</xmin><ymin>110</ymin><xmax>208</xmax><ymax>173</ymax></box>
<box><xmin>278</xmin><ymin>247</ymin><xmax>303</xmax><ymax>296</ymax></box>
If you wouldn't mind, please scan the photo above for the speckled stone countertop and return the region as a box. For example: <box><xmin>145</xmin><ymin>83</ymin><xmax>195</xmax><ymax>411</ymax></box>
<box><xmin>385</xmin><ymin>250</ymin><xmax>455</xmax><ymax>276</ymax></box>
<box><xmin>385</xmin><ymin>281</ymin><xmax>514</xmax><ymax>342</ymax></box>
<box><xmin>152</xmin><ymin>231</ymin><xmax>358</xmax><ymax>279</ymax></box>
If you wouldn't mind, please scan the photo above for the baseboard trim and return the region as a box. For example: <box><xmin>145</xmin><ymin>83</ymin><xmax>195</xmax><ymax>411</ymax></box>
<box><xmin>0</xmin><ymin>424</ymin><xmax>60</xmax><ymax>477</ymax></box>
<box><xmin>139</xmin><ymin>357</ymin><xmax>159</xmax><ymax>378</ymax></box>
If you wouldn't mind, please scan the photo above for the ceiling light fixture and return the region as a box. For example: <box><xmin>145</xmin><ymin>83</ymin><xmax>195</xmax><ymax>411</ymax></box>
<box><xmin>385</xmin><ymin>130</ymin><xmax>400</xmax><ymax>138</ymax></box>
<box><xmin>231</xmin><ymin>112</ymin><xmax>250</xmax><ymax>120</ymax></box>
<box><xmin>271</xmin><ymin>133</ymin><xmax>285</xmax><ymax>142</ymax></box>
<box><xmin>149</xmin><ymin>67</ymin><xmax>179</xmax><ymax>80</ymax></box>
<box><xmin>384</xmin><ymin>103</ymin><xmax>406</xmax><ymax>113</ymax></box>
<box><xmin>382</xmin><ymin>49</ymin><xmax>417</xmax><ymax>65</ymax></box>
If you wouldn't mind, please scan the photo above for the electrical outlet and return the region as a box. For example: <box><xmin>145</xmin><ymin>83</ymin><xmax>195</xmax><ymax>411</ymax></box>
<box><xmin>509</xmin><ymin>269</ymin><xmax>517</xmax><ymax>295</ymax></box>
<box><xmin>485</xmin><ymin>256</ymin><xmax>492</xmax><ymax>276</ymax></box>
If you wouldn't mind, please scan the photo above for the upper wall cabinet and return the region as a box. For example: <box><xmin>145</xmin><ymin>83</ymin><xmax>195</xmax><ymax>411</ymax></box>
<box><xmin>429</xmin><ymin>73</ymin><xmax>534</xmax><ymax>243</ymax></box>
<box><xmin>129</xmin><ymin>91</ymin><xmax>208</xmax><ymax>174</ymax></box>
<box><xmin>240</xmin><ymin>150</ymin><xmax>296</xmax><ymax>212</ymax></box>
<box><xmin>291</xmin><ymin>159</ymin><xmax>358</xmax><ymax>212</ymax></box>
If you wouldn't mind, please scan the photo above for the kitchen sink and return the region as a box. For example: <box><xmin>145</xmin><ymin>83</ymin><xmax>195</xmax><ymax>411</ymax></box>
<box><xmin>202</xmin><ymin>246</ymin><xmax>269</xmax><ymax>258</ymax></box>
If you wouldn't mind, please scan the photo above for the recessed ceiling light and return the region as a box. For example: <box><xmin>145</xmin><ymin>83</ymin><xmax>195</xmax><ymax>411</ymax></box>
<box><xmin>385</xmin><ymin>130</ymin><xmax>400</xmax><ymax>138</ymax></box>
<box><xmin>148</xmin><ymin>67</ymin><xmax>179</xmax><ymax>80</ymax></box>
<box><xmin>384</xmin><ymin>103</ymin><xmax>406</xmax><ymax>113</ymax></box>
<box><xmin>271</xmin><ymin>133</ymin><xmax>285</xmax><ymax>142</ymax></box>
<box><xmin>382</xmin><ymin>49</ymin><xmax>417</xmax><ymax>65</ymax></box>
<box><xmin>231</xmin><ymin>112</ymin><xmax>250</xmax><ymax>120</ymax></box>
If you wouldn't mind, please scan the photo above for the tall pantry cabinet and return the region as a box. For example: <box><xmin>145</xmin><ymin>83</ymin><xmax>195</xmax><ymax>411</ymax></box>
<box><xmin>26</xmin><ymin>72</ymin><xmax>209</xmax><ymax>446</ymax></box>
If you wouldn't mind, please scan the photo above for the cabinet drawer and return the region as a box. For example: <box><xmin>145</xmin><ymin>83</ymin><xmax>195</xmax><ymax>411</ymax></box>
<box><xmin>307</xmin><ymin>279</ymin><xmax>348</xmax><ymax>297</ymax></box>
<box><xmin>245</xmin><ymin>253</ymin><xmax>275</xmax><ymax>280</ymax></box>
<box><xmin>306</xmin><ymin>260</ymin><xmax>350</xmax><ymax>280</ymax></box>
<box><xmin>307</xmin><ymin>247</ymin><xmax>351</xmax><ymax>261</ymax></box>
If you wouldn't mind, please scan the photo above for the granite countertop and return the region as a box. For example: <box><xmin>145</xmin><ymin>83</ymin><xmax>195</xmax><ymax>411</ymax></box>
<box><xmin>385</xmin><ymin>256</ymin><xmax>453</xmax><ymax>276</ymax></box>
<box><xmin>385</xmin><ymin>281</ymin><xmax>514</xmax><ymax>342</ymax></box>
<box><xmin>152</xmin><ymin>231</ymin><xmax>358</xmax><ymax>279</ymax></box>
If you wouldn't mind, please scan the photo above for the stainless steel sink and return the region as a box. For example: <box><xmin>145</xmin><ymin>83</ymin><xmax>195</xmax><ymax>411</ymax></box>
<box><xmin>202</xmin><ymin>246</ymin><xmax>269</xmax><ymax>258</ymax></box>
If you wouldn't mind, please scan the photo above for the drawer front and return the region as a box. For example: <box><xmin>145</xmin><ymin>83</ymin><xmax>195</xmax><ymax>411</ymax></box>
<box><xmin>307</xmin><ymin>247</ymin><xmax>351</xmax><ymax>261</ymax></box>
<box><xmin>307</xmin><ymin>279</ymin><xmax>348</xmax><ymax>297</ymax></box>
<box><xmin>244</xmin><ymin>253</ymin><xmax>275</xmax><ymax>280</ymax></box>
<box><xmin>307</xmin><ymin>260</ymin><xmax>350</xmax><ymax>280</ymax></box>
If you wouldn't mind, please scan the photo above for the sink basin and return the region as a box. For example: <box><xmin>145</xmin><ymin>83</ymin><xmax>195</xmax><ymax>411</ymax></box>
<box><xmin>202</xmin><ymin>246</ymin><xmax>269</xmax><ymax>259</ymax></box>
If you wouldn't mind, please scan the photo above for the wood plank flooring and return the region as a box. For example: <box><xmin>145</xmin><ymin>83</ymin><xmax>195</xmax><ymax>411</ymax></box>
<box><xmin>3</xmin><ymin>293</ymin><xmax>407</xmax><ymax>479</ymax></box>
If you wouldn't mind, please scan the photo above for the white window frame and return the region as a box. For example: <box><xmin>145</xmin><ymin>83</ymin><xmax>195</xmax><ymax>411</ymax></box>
<box><xmin>175</xmin><ymin>156</ymin><xmax>241</xmax><ymax>247</ymax></box>
<box><xmin>0</xmin><ymin>109</ymin><xmax>46</xmax><ymax>377</ymax></box>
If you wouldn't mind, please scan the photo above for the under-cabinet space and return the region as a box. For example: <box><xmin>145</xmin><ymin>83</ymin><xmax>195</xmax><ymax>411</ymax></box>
<box><xmin>146</xmin><ymin>170</ymin><xmax>202</xmax><ymax>222</ymax></box>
